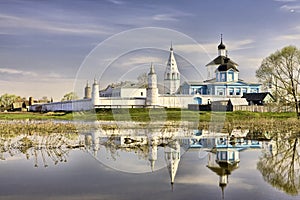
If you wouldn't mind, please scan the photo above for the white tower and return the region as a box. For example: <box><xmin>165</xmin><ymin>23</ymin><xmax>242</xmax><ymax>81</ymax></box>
<box><xmin>164</xmin><ymin>44</ymin><xmax>180</xmax><ymax>95</ymax></box>
<box><xmin>148</xmin><ymin>135</ymin><xmax>158</xmax><ymax>172</ymax></box>
<box><xmin>84</xmin><ymin>81</ymin><xmax>92</xmax><ymax>99</ymax></box>
<box><xmin>164</xmin><ymin>140</ymin><xmax>181</xmax><ymax>189</ymax></box>
<box><xmin>146</xmin><ymin>63</ymin><xmax>159</xmax><ymax>106</ymax></box>
<box><xmin>92</xmin><ymin>79</ymin><xmax>100</xmax><ymax>106</ymax></box>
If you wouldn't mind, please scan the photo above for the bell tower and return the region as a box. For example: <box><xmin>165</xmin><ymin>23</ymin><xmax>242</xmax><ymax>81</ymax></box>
<box><xmin>164</xmin><ymin>44</ymin><xmax>180</xmax><ymax>94</ymax></box>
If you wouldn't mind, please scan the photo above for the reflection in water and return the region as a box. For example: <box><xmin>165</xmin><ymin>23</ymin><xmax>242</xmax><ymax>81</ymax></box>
<box><xmin>0</xmin><ymin>132</ymin><xmax>82</xmax><ymax>167</ymax></box>
<box><xmin>257</xmin><ymin>132</ymin><xmax>300</xmax><ymax>195</ymax></box>
<box><xmin>1</xmin><ymin>123</ymin><xmax>299</xmax><ymax>198</ymax></box>
<box><xmin>207</xmin><ymin>148</ymin><xmax>240</xmax><ymax>200</ymax></box>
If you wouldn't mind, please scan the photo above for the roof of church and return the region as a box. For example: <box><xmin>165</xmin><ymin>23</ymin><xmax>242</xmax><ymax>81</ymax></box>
<box><xmin>217</xmin><ymin>63</ymin><xmax>239</xmax><ymax>72</ymax></box>
<box><xmin>206</xmin><ymin>55</ymin><xmax>238</xmax><ymax>66</ymax></box>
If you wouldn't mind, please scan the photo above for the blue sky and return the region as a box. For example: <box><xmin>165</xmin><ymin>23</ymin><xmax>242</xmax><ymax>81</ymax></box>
<box><xmin>1</xmin><ymin>0</ymin><xmax>300</xmax><ymax>100</ymax></box>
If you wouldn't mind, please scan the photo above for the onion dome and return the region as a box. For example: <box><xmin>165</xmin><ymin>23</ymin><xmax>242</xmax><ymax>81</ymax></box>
<box><xmin>218</xmin><ymin>34</ymin><xmax>226</xmax><ymax>50</ymax></box>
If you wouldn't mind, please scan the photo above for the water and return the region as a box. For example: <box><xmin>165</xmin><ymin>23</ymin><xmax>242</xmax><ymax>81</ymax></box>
<box><xmin>0</xmin><ymin>122</ymin><xmax>299</xmax><ymax>200</ymax></box>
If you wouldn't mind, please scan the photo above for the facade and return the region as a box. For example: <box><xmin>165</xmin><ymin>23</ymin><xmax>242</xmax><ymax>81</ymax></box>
<box><xmin>181</xmin><ymin>36</ymin><xmax>261</xmax><ymax>100</ymax></box>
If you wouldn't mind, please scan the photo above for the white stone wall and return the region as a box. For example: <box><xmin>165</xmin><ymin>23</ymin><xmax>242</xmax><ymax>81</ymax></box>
<box><xmin>29</xmin><ymin>99</ymin><xmax>93</xmax><ymax>112</ymax></box>
<box><xmin>97</xmin><ymin>98</ymin><xmax>146</xmax><ymax>108</ymax></box>
<box><xmin>158</xmin><ymin>95</ymin><xmax>198</xmax><ymax>108</ymax></box>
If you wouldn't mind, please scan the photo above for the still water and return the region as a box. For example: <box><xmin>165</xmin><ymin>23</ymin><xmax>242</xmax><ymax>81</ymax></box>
<box><xmin>0</xmin><ymin>121</ymin><xmax>299</xmax><ymax>200</ymax></box>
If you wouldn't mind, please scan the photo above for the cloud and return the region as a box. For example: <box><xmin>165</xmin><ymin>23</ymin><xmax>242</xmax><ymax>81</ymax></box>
<box><xmin>0</xmin><ymin>14</ymin><xmax>110</xmax><ymax>35</ymax></box>
<box><xmin>0</xmin><ymin>67</ymin><xmax>37</xmax><ymax>77</ymax></box>
<box><xmin>152</xmin><ymin>14</ymin><xmax>179</xmax><ymax>21</ymax></box>
<box><xmin>106</xmin><ymin>0</ymin><xmax>125</xmax><ymax>5</ymax></box>
<box><xmin>274</xmin><ymin>33</ymin><xmax>300</xmax><ymax>40</ymax></box>
<box><xmin>194</xmin><ymin>39</ymin><xmax>255</xmax><ymax>55</ymax></box>
<box><xmin>274</xmin><ymin>0</ymin><xmax>297</xmax><ymax>2</ymax></box>
<box><xmin>280</xmin><ymin>4</ymin><xmax>300</xmax><ymax>12</ymax></box>
<box><xmin>152</xmin><ymin>10</ymin><xmax>193</xmax><ymax>22</ymax></box>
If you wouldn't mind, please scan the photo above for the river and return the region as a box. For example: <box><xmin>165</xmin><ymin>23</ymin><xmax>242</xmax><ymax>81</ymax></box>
<box><xmin>0</xmin><ymin>121</ymin><xmax>299</xmax><ymax>200</ymax></box>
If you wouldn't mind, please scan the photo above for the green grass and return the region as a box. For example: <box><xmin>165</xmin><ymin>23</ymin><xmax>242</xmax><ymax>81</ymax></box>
<box><xmin>0</xmin><ymin>112</ymin><xmax>74</xmax><ymax>120</ymax></box>
<box><xmin>0</xmin><ymin>109</ymin><xmax>298</xmax><ymax>122</ymax></box>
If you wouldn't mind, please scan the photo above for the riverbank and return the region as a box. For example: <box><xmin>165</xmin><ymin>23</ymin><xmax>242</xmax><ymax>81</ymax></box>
<box><xmin>0</xmin><ymin>109</ymin><xmax>297</xmax><ymax>122</ymax></box>
<box><xmin>0</xmin><ymin>109</ymin><xmax>299</xmax><ymax>138</ymax></box>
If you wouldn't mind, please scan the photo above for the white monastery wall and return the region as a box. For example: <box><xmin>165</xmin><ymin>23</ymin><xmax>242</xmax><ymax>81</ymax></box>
<box><xmin>29</xmin><ymin>99</ymin><xmax>93</xmax><ymax>112</ymax></box>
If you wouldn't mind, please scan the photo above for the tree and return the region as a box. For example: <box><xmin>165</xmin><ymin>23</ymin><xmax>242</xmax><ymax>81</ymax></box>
<box><xmin>256</xmin><ymin>46</ymin><xmax>300</xmax><ymax>118</ymax></box>
<box><xmin>0</xmin><ymin>93</ymin><xmax>21</xmax><ymax>110</ymax></box>
<box><xmin>137</xmin><ymin>73</ymin><xmax>148</xmax><ymax>87</ymax></box>
<box><xmin>61</xmin><ymin>92</ymin><xmax>79</xmax><ymax>101</ymax></box>
<box><xmin>257</xmin><ymin>132</ymin><xmax>300</xmax><ymax>195</ymax></box>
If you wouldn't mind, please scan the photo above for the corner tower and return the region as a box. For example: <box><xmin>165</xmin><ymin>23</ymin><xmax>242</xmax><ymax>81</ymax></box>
<box><xmin>164</xmin><ymin>44</ymin><xmax>180</xmax><ymax>94</ymax></box>
<box><xmin>146</xmin><ymin>63</ymin><xmax>158</xmax><ymax>106</ymax></box>
<box><xmin>92</xmin><ymin>79</ymin><xmax>100</xmax><ymax>106</ymax></box>
<box><xmin>84</xmin><ymin>81</ymin><xmax>92</xmax><ymax>99</ymax></box>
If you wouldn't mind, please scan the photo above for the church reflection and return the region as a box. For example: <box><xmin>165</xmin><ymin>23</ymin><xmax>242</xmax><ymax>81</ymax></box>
<box><xmin>82</xmin><ymin>128</ymin><xmax>183</xmax><ymax>186</ymax></box>
<box><xmin>0</xmin><ymin>125</ymin><xmax>283</xmax><ymax>196</ymax></box>
<box><xmin>207</xmin><ymin>146</ymin><xmax>240</xmax><ymax>199</ymax></box>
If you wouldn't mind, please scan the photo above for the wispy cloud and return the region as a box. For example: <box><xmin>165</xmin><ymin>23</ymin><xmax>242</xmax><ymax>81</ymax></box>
<box><xmin>106</xmin><ymin>0</ymin><xmax>125</xmax><ymax>5</ymax></box>
<box><xmin>152</xmin><ymin>14</ymin><xmax>179</xmax><ymax>21</ymax></box>
<box><xmin>274</xmin><ymin>33</ymin><xmax>300</xmax><ymax>40</ymax></box>
<box><xmin>0</xmin><ymin>67</ymin><xmax>37</xmax><ymax>77</ymax></box>
<box><xmin>0</xmin><ymin>14</ymin><xmax>110</xmax><ymax>35</ymax></box>
<box><xmin>191</xmin><ymin>39</ymin><xmax>255</xmax><ymax>54</ymax></box>
<box><xmin>152</xmin><ymin>10</ymin><xmax>193</xmax><ymax>22</ymax></box>
<box><xmin>274</xmin><ymin>0</ymin><xmax>297</xmax><ymax>2</ymax></box>
<box><xmin>280</xmin><ymin>4</ymin><xmax>300</xmax><ymax>12</ymax></box>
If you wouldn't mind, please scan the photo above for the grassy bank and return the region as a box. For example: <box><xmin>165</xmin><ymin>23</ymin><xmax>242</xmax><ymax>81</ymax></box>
<box><xmin>0</xmin><ymin>112</ymin><xmax>74</xmax><ymax>121</ymax></box>
<box><xmin>0</xmin><ymin>109</ymin><xmax>300</xmax><ymax>137</ymax></box>
<box><xmin>0</xmin><ymin>109</ymin><xmax>298</xmax><ymax>122</ymax></box>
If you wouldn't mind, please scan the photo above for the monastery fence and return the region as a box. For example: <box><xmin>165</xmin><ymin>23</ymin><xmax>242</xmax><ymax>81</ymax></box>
<box><xmin>232</xmin><ymin>105</ymin><xmax>294</xmax><ymax>112</ymax></box>
<box><xmin>188</xmin><ymin>104</ymin><xmax>295</xmax><ymax>113</ymax></box>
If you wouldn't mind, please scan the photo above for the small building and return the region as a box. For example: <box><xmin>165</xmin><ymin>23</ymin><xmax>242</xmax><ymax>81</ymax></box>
<box><xmin>242</xmin><ymin>92</ymin><xmax>274</xmax><ymax>105</ymax></box>
<box><xmin>227</xmin><ymin>98</ymin><xmax>249</xmax><ymax>111</ymax></box>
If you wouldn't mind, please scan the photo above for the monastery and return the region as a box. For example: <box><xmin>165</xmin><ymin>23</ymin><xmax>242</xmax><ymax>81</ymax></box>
<box><xmin>29</xmin><ymin>37</ymin><xmax>261</xmax><ymax>112</ymax></box>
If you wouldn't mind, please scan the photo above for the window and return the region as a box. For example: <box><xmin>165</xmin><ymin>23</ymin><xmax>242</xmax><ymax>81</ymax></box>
<box><xmin>229</xmin><ymin>88</ymin><xmax>234</xmax><ymax>95</ymax></box>
<box><xmin>141</xmin><ymin>92</ymin><xmax>143</xmax><ymax>96</ymax></box>
<box><xmin>236</xmin><ymin>88</ymin><xmax>241</xmax><ymax>95</ymax></box>
<box><xmin>228</xmin><ymin>72</ymin><xmax>233</xmax><ymax>82</ymax></box>
<box><xmin>217</xmin><ymin>88</ymin><xmax>224</xmax><ymax>96</ymax></box>
<box><xmin>221</xmin><ymin>73</ymin><xmax>226</xmax><ymax>82</ymax></box>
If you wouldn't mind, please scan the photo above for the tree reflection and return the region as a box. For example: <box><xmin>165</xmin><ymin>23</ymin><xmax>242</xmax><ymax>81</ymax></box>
<box><xmin>0</xmin><ymin>132</ymin><xmax>81</xmax><ymax>167</ymax></box>
<box><xmin>257</xmin><ymin>132</ymin><xmax>300</xmax><ymax>195</ymax></box>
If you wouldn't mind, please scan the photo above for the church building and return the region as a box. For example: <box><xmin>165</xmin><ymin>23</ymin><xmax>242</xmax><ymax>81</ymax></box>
<box><xmin>181</xmin><ymin>35</ymin><xmax>261</xmax><ymax>98</ymax></box>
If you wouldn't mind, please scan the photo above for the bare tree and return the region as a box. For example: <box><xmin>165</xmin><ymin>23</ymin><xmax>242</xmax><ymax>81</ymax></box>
<box><xmin>61</xmin><ymin>92</ymin><xmax>79</xmax><ymax>101</ymax></box>
<box><xmin>257</xmin><ymin>132</ymin><xmax>300</xmax><ymax>195</ymax></box>
<box><xmin>256</xmin><ymin>46</ymin><xmax>300</xmax><ymax>118</ymax></box>
<box><xmin>0</xmin><ymin>93</ymin><xmax>21</xmax><ymax>110</ymax></box>
<box><xmin>137</xmin><ymin>73</ymin><xmax>148</xmax><ymax>88</ymax></box>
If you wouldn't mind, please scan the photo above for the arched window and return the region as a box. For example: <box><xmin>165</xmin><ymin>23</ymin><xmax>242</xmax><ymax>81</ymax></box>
<box><xmin>172</xmin><ymin>73</ymin><xmax>175</xmax><ymax>79</ymax></box>
<box><xmin>167</xmin><ymin>73</ymin><xmax>170</xmax><ymax>79</ymax></box>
